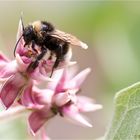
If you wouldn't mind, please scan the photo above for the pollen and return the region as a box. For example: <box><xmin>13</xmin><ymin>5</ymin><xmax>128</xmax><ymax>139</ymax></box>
<box><xmin>26</xmin><ymin>49</ymin><xmax>36</xmax><ymax>58</ymax></box>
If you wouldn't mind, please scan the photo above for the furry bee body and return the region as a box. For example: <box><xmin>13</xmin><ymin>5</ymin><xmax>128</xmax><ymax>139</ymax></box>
<box><xmin>15</xmin><ymin>20</ymin><xmax>88</xmax><ymax>76</ymax></box>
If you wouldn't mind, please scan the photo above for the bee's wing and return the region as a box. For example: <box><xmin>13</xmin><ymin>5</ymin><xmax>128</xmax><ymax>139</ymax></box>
<box><xmin>51</xmin><ymin>29</ymin><xmax>88</xmax><ymax>49</ymax></box>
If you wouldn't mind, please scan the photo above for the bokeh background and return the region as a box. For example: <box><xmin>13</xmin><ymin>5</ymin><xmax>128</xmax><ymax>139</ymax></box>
<box><xmin>0</xmin><ymin>1</ymin><xmax>140</xmax><ymax>140</ymax></box>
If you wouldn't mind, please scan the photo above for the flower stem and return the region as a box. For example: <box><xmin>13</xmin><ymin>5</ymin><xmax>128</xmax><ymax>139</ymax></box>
<box><xmin>0</xmin><ymin>106</ymin><xmax>28</xmax><ymax>122</ymax></box>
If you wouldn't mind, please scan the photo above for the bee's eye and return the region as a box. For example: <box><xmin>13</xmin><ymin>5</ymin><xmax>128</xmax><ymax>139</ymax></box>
<box><xmin>24</xmin><ymin>25</ymin><xmax>34</xmax><ymax>36</ymax></box>
<box><xmin>41</xmin><ymin>21</ymin><xmax>54</xmax><ymax>32</ymax></box>
<box><xmin>41</xmin><ymin>25</ymin><xmax>48</xmax><ymax>31</ymax></box>
<box><xmin>23</xmin><ymin>25</ymin><xmax>35</xmax><ymax>42</ymax></box>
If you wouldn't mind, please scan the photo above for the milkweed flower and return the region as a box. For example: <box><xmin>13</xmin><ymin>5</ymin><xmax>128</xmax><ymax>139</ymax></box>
<box><xmin>20</xmin><ymin>67</ymin><xmax>102</xmax><ymax>135</ymax></box>
<box><xmin>0</xmin><ymin>18</ymin><xmax>102</xmax><ymax>140</ymax></box>
<box><xmin>0</xmin><ymin>19</ymin><xmax>75</xmax><ymax>109</ymax></box>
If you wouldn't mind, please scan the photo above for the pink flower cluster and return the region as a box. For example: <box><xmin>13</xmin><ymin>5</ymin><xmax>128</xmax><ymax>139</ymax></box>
<box><xmin>0</xmin><ymin>19</ymin><xmax>102</xmax><ymax>139</ymax></box>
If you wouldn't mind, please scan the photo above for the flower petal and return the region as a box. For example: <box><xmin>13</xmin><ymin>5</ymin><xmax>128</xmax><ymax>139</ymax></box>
<box><xmin>65</xmin><ymin>68</ymin><xmax>91</xmax><ymax>89</ymax></box>
<box><xmin>0</xmin><ymin>60</ymin><xmax>18</xmax><ymax>78</ymax></box>
<box><xmin>0</xmin><ymin>73</ymin><xmax>26</xmax><ymax>109</ymax></box>
<box><xmin>20</xmin><ymin>84</ymin><xmax>45</xmax><ymax>110</ymax></box>
<box><xmin>47</xmin><ymin>67</ymin><xmax>76</xmax><ymax>93</ymax></box>
<box><xmin>32</xmin><ymin>86</ymin><xmax>54</xmax><ymax>105</ymax></box>
<box><xmin>29</xmin><ymin>110</ymin><xmax>48</xmax><ymax>135</ymax></box>
<box><xmin>15</xmin><ymin>54</ymin><xmax>30</xmax><ymax>72</ymax></box>
<box><xmin>55</xmin><ymin>69</ymin><xmax>69</xmax><ymax>92</ymax></box>
<box><xmin>47</xmin><ymin>69</ymin><xmax>64</xmax><ymax>91</ymax></box>
<box><xmin>16</xmin><ymin>18</ymin><xmax>23</xmax><ymax>41</ymax></box>
<box><xmin>30</xmin><ymin>67</ymin><xmax>54</xmax><ymax>83</ymax></box>
<box><xmin>20</xmin><ymin>83</ymin><xmax>34</xmax><ymax>108</ymax></box>
<box><xmin>53</xmin><ymin>92</ymin><xmax>70</xmax><ymax>106</ymax></box>
<box><xmin>28</xmin><ymin>109</ymin><xmax>54</xmax><ymax>135</ymax></box>
<box><xmin>77</xmin><ymin>95</ymin><xmax>102</xmax><ymax>112</ymax></box>
<box><xmin>62</xmin><ymin>105</ymin><xmax>92</xmax><ymax>127</ymax></box>
<box><xmin>15</xmin><ymin>19</ymin><xmax>25</xmax><ymax>55</ymax></box>
<box><xmin>43</xmin><ymin>58</ymin><xmax>77</xmax><ymax>74</ymax></box>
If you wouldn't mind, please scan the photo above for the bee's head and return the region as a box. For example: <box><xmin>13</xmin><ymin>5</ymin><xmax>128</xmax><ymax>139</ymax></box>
<box><xmin>23</xmin><ymin>25</ymin><xmax>35</xmax><ymax>43</ymax></box>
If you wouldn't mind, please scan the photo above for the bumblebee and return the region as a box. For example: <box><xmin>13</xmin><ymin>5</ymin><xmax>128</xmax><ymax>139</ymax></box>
<box><xmin>14</xmin><ymin>19</ymin><xmax>88</xmax><ymax>76</ymax></box>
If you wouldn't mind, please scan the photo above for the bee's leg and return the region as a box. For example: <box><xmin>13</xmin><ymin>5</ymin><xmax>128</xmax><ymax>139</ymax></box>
<box><xmin>31</xmin><ymin>40</ymin><xmax>38</xmax><ymax>53</ymax></box>
<box><xmin>27</xmin><ymin>60</ymin><xmax>39</xmax><ymax>71</ymax></box>
<box><xmin>50</xmin><ymin>45</ymin><xmax>63</xmax><ymax>77</ymax></box>
<box><xmin>23</xmin><ymin>41</ymin><xmax>37</xmax><ymax>53</ymax></box>
<box><xmin>23</xmin><ymin>42</ymin><xmax>29</xmax><ymax>47</ymax></box>
<box><xmin>50</xmin><ymin>57</ymin><xmax>61</xmax><ymax>77</ymax></box>
<box><xmin>27</xmin><ymin>48</ymin><xmax>47</xmax><ymax>72</ymax></box>
<box><xmin>50</xmin><ymin>58</ymin><xmax>61</xmax><ymax>77</ymax></box>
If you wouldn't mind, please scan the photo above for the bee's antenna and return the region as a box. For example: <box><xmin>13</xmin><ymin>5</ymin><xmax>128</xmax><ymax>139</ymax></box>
<box><xmin>14</xmin><ymin>34</ymin><xmax>23</xmax><ymax>56</ymax></box>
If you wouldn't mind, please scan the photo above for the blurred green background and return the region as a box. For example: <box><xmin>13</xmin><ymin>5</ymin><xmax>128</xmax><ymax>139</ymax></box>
<box><xmin>0</xmin><ymin>1</ymin><xmax>140</xmax><ymax>140</ymax></box>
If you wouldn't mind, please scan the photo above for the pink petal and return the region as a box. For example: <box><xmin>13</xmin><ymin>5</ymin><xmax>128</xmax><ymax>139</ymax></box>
<box><xmin>29</xmin><ymin>110</ymin><xmax>48</xmax><ymax>135</ymax></box>
<box><xmin>20</xmin><ymin>83</ymin><xmax>34</xmax><ymax>108</ymax></box>
<box><xmin>39</xmin><ymin>63</ymin><xmax>49</xmax><ymax>76</ymax></box>
<box><xmin>15</xmin><ymin>19</ymin><xmax>25</xmax><ymax>55</ymax></box>
<box><xmin>47</xmin><ymin>69</ymin><xmax>64</xmax><ymax>91</ymax></box>
<box><xmin>32</xmin><ymin>86</ymin><xmax>54</xmax><ymax>105</ymax></box>
<box><xmin>0</xmin><ymin>73</ymin><xmax>27</xmax><ymax>109</ymax></box>
<box><xmin>21</xmin><ymin>84</ymin><xmax>45</xmax><ymax>110</ymax></box>
<box><xmin>63</xmin><ymin>65</ymin><xmax>78</xmax><ymax>81</ymax></box>
<box><xmin>29</xmin><ymin>109</ymin><xmax>54</xmax><ymax>135</ymax></box>
<box><xmin>15</xmin><ymin>54</ymin><xmax>30</xmax><ymax>72</ymax></box>
<box><xmin>77</xmin><ymin>95</ymin><xmax>102</xmax><ymax>112</ymax></box>
<box><xmin>53</xmin><ymin>92</ymin><xmax>70</xmax><ymax>106</ymax></box>
<box><xmin>0</xmin><ymin>60</ymin><xmax>18</xmax><ymax>78</ymax></box>
<box><xmin>30</xmin><ymin>67</ymin><xmax>53</xmax><ymax>83</ymax></box>
<box><xmin>48</xmin><ymin>66</ymin><xmax>77</xmax><ymax>92</ymax></box>
<box><xmin>16</xmin><ymin>18</ymin><xmax>23</xmax><ymax>41</ymax></box>
<box><xmin>65</xmin><ymin>68</ymin><xmax>91</xmax><ymax>89</ymax></box>
<box><xmin>43</xmin><ymin>59</ymin><xmax>76</xmax><ymax>74</ymax></box>
<box><xmin>62</xmin><ymin>105</ymin><xmax>92</xmax><ymax>127</ymax></box>
<box><xmin>55</xmin><ymin>69</ymin><xmax>69</xmax><ymax>92</ymax></box>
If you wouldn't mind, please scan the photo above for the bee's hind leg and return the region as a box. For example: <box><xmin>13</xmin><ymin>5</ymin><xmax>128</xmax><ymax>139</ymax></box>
<box><xmin>50</xmin><ymin>57</ymin><xmax>61</xmax><ymax>77</ymax></box>
<box><xmin>50</xmin><ymin>45</ymin><xmax>63</xmax><ymax>77</ymax></box>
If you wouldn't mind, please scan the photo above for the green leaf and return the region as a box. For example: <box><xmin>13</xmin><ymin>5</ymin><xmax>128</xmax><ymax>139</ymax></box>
<box><xmin>105</xmin><ymin>82</ymin><xmax>140</xmax><ymax>140</ymax></box>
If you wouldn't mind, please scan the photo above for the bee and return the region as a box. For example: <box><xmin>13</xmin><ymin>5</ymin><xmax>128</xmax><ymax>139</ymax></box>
<box><xmin>14</xmin><ymin>19</ymin><xmax>88</xmax><ymax>76</ymax></box>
